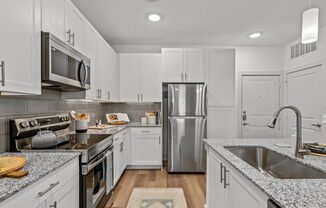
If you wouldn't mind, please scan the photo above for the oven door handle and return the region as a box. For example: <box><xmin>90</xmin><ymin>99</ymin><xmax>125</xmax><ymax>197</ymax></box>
<box><xmin>82</xmin><ymin>155</ymin><xmax>106</xmax><ymax>175</ymax></box>
<box><xmin>78</xmin><ymin>60</ymin><xmax>87</xmax><ymax>87</ymax></box>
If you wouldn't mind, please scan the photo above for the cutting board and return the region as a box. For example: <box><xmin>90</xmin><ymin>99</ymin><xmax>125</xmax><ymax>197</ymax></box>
<box><xmin>88</xmin><ymin>125</ymin><xmax>113</xmax><ymax>130</ymax></box>
<box><xmin>0</xmin><ymin>157</ymin><xmax>26</xmax><ymax>176</ymax></box>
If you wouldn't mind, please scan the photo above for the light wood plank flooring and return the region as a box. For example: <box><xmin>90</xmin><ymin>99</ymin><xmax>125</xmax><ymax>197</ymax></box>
<box><xmin>106</xmin><ymin>168</ymin><xmax>206</xmax><ymax>208</ymax></box>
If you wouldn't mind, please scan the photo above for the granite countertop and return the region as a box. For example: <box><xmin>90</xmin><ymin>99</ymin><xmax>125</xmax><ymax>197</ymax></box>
<box><xmin>204</xmin><ymin>138</ymin><xmax>326</xmax><ymax>208</ymax></box>
<box><xmin>0</xmin><ymin>152</ymin><xmax>80</xmax><ymax>203</ymax></box>
<box><xmin>87</xmin><ymin>122</ymin><xmax>161</xmax><ymax>135</ymax></box>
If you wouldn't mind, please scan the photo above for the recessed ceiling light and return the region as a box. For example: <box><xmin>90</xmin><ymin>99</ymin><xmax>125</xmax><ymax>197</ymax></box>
<box><xmin>148</xmin><ymin>14</ymin><xmax>161</xmax><ymax>22</ymax></box>
<box><xmin>249</xmin><ymin>32</ymin><xmax>263</xmax><ymax>39</ymax></box>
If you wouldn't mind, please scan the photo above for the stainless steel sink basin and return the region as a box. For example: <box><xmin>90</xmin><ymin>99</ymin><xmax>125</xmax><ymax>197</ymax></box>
<box><xmin>225</xmin><ymin>146</ymin><xmax>326</xmax><ymax>179</ymax></box>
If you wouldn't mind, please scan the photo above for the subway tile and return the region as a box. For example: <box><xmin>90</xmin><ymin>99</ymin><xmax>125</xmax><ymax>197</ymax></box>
<box><xmin>49</xmin><ymin>100</ymin><xmax>66</xmax><ymax>113</ymax></box>
<box><xmin>27</xmin><ymin>100</ymin><xmax>49</xmax><ymax>114</ymax></box>
<box><xmin>0</xmin><ymin>117</ymin><xmax>8</xmax><ymax>134</ymax></box>
<box><xmin>0</xmin><ymin>98</ymin><xmax>27</xmax><ymax>116</ymax></box>
<box><xmin>0</xmin><ymin>134</ymin><xmax>9</xmax><ymax>153</ymax></box>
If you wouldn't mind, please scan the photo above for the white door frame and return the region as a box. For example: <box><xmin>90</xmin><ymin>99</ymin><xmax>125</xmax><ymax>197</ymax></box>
<box><xmin>236</xmin><ymin>71</ymin><xmax>284</xmax><ymax>138</ymax></box>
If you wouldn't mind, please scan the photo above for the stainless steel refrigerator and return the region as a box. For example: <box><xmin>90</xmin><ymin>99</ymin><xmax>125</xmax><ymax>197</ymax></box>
<box><xmin>163</xmin><ymin>83</ymin><xmax>207</xmax><ymax>173</ymax></box>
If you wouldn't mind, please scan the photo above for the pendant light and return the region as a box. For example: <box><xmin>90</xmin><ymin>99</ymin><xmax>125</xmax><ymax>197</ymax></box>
<box><xmin>301</xmin><ymin>0</ymin><xmax>319</xmax><ymax>44</ymax></box>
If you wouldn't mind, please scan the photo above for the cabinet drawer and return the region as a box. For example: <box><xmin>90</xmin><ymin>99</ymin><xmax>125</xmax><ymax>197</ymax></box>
<box><xmin>131</xmin><ymin>127</ymin><xmax>161</xmax><ymax>135</ymax></box>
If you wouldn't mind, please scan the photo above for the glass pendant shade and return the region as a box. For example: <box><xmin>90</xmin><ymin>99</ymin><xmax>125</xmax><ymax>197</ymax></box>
<box><xmin>302</xmin><ymin>8</ymin><xmax>319</xmax><ymax>44</ymax></box>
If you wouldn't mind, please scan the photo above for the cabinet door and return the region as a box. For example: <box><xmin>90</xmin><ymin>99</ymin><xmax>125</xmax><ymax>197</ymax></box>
<box><xmin>0</xmin><ymin>0</ymin><xmax>41</xmax><ymax>95</ymax></box>
<box><xmin>229</xmin><ymin>169</ymin><xmax>267</xmax><ymax>208</ymax></box>
<box><xmin>141</xmin><ymin>54</ymin><xmax>162</xmax><ymax>102</ymax></box>
<box><xmin>123</xmin><ymin>130</ymin><xmax>130</xmax><ymax>166</ymax></box>
<box><xmin>84</xmin><ymin>23</ymin><xmax>98</xmax><ymax>100</ymax></box>
<box><xmin>41</xmin><ymin>0</ymin><xmax>65</xmax><ymax>41</ymax></box>
<box><xmin>206</xmin><ymin>152</ymin><xmax>229</xmax><ymax>208</ymax></box>
<box><xmin>131</xmin><ymin>134</ymin><xmax>161</xmax><ymax>166</ymax></box>
<box><xmin>162</xmin><ymin>48</ymin><xmax>184</xmax><ymax>82</ymax></box>
<box><xmin>184</xmin><ymin>48</ymin><xmax>205</xmax><ymax>82</ymax></box>
<box><xmin>47</xmin><ymin>175</ymin><xmax>79</xmax><ymax>208</ymax></box>
<box><xmin>113</xmin><ymin>142</ymin><xmax>121</xmax><ymax>185</ymax></box>
<box><xmin>106</xmin><ymin>46</ymin><xmax>117</xmax><ymax>101</ymax></box>
<box><xmin>207</xmin><ymin>107</ymin><xmax>236</xmax><ymax>138</ymax></box>
<box><xmin>96</xmin><ymin>37</ymin><xmax>108</xmax><ymax>100</ymax></box>
<box><xmin>65</xmin><ymin>0</ymin><xmax>84</xmax><ymax>52</ymax></box>
<box><xmin>119</xmin><ymin>54</ymin><xmax>141</xmax><ymax>102</ymax></box>
<box><xmin>205</xmin><ymin>49</ymin><xmax>235</xmax><ymax>107</ymax></box>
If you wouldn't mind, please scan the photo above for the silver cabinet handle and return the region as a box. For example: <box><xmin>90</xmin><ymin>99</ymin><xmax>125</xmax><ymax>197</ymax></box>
<box><xmin>185</xmin><ymin>72</ymin><xmax>188</xmax><ymax>81</ymax></box>
<box><xmin>141</xmin><ymin>130</ymin><xmax>150</xmax><ymax>133</ymax></box>
<box><xmin>120</xmin><ymin>142</ymin><xmax>123</xmax><ymax>152</ymax></box>
<box><xmin>224</xmin><ymin>167</ymin><xmax>229</xmax><ymax>189</ymax></box>
<box><xmin>312</xmin><ymin>123</ymin><xmax>321</xmax><ymax>128</ymax></box>
<box><xmin>243</xmin><ymin>122</ymin><xmax>250</xmax><ymax>126</ymax></box>
<box><xmin>38</xmin><ymin>181</ymin><xmax>60</xmax><ymax>197</ymax></box>
<box><xmin>220</xmin><ymin>163</ymin><xmax>224</xmax><ymax>183</ymax></box>
<box><xmin>99</xmin><ymin>89</ymin><xmax>102</xmax><ymax>99</ymax></box>
<box><xmin>108</xmin><ymin>91</ymin><xmax>110</xmax><ymax>100</ymax></box>
<box><xmin>50</xmin><ymin>201</ymin><xmax>57</xmax><ymax>208</ymax></box>
<box><xmin>71</xmin><ymin>32</ymin><xmax>75</xmax><ymax>47</ymax></box>
<box><xmin>181</xmin><ymin>73</ymin><xmax>184</xmax><ymax>81</ymax></box>
<box><xmin>141</xmin><ymin>93</ymin><xmax>143</xmax><ymax>102</ymax></box>
<box><xmin>0</xmin><ymin>61</ymin><xmax>5</xmax><ymax>86</ymax></box>
<box><xmin>66</xmin><ymin>29</ymin><xmax>71</xmax><ymax>44</ymax></box>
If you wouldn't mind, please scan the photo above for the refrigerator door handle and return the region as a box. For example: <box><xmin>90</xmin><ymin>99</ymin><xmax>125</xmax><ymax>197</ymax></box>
<box><xmin>202</xmin><ymin>84</ymin><xmax>208</xmax><ymax>117</ymax></box>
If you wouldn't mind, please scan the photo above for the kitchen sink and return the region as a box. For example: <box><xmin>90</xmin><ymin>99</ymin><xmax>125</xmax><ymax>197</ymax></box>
<box><xmin>225</xmin><ymin>146</ymin><xmax>326</xmax><ymax>179</ymax></box>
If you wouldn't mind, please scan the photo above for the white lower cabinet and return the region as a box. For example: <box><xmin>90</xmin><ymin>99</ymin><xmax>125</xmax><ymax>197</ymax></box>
<box><xmin>206</xmin><ymin>147</ymin><xmax>268</xmax><ymax>208</ymax></box>
<box><xmin>113</xmin><ymin>129</ymin><xmax>128</xmax><ymax>185</ymax></box>
<box><xmin>0</xmin><ymin>158</ymin><xmax>79</xmax><ymax>208</ymax></box>
<box><xmin>130</xmin><ymin>128</ymin><xmax>162</xmax><ymax>167</ymax></box>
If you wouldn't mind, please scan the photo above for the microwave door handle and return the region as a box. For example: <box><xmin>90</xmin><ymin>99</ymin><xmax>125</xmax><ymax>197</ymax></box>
<box><xmin>82</xmin><ymin>60</ymin><xmax>88</xmax><ymax>87</ymax></box>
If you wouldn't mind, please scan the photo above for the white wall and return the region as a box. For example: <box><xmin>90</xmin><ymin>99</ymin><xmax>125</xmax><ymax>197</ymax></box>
<box><xmin>284</xmin><ymin>26</ymin><xmax>326</xmax><ymax>70</ymax></box>
<box><xmin>235</xmin><ymin>46</ymin><xmax>284</xmax><ymax>72</ymax></box>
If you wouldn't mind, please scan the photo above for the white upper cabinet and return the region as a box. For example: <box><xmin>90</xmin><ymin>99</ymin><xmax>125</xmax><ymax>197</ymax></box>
<box><xmin>65</xmin><ymin>0</ymin><xmax>85</xmax><ymax>52</ymax></box>
<box><xmin>141</xmin><ymin>54</ymin><xmax>162</xmax><ymax>102</ymax></box>
<box><xmin>162</xmin><ymin>48</ymin><xmax>184</xmax><ymax>82</ymax></box>
<box><xmin>184</xmin><ymin>48</ymin><xmax>205</xmax><ymax>82</ymax></box>
<box><xmin>41</xmin><ymin>0</ymin><xmax>66</xmax><ymax>40</ymax></box>
<box><xmin>205</xmin><ymin>49</ymin><xmax>235</xmax><ymax>107</ymax></box>
<box><xmin>119</xmin><ymin>54</ymin><xmax>141</xmax><ymax>102</ymax></box>
<box><xmin>96</xmin><ymin>37</ymin><xmax>109</xmax><ymax>100</ymax></box>
<box><xmin>0</xmin><ymin>0</ymin><xmax>41</xmax><ymax>95</ymax></box>
<box><xmin>106</xmin><ymin>45</ymin><xmax>117</xmax><ymax>102</ymax></box>
<box><xmin>83</xmin><ymin>22</ymin><xmax>98</xmax><ymax>100</ymax></box>
<box><xmin>119</xmin><ymin>54</ymin><xmax>162</xmax><ymax>102</ymax></box>
<box><xmin>162</xmin><ymin>48</ymin><xmax>205</xmax><ymax>82</ymax></box>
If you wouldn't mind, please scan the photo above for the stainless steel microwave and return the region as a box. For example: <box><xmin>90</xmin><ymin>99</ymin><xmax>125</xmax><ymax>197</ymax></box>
<box><xmin>41</xmin><ymin>32</ymin><xmax>91</xmax><ymax>91</ymax></box>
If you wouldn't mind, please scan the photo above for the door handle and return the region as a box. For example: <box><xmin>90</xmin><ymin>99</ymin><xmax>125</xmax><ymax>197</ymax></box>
<box><xmin>141</xmin><ymin>93</ymin><xmax>143</xmax><ymax>102</ymax></box>
<box><xmin>66</xmin><ymin>29</ymin><xmax>71</xmax><ymax>44</ymax></box>
<box><xmin>220</xmin><ymin>163</ymin><xmax>224</xmax><ymax>183</ymax></box>
<box><xmin>108</xmin><ymin>91</ymin><xmax>110</xmax><ymax>100</ymax></box>
<box><xmin>50</xmin><ymin>201</ymin><xmax>57</xmax><ymax>208</ymax></box>
<box><xmin>0</xmin><ymin>61</ymin><xmax>5</xmax><ymax>86</ymax></box>
<box><xmin>38</xmin><ymin>182</ymin><xmax>60</xmax><ymax>197</ymax></box>
<box><xmin>137</xmin><ymin>94</ymin><xmax>140</xmax><ymax>102</ymax></box>
<box><xmin>223</xmin><ymin>167</ymin><xmax>230</xmax><ymax>189</ymax></box>
<box><xmin>71</xmin><ymin>32</ymin><xmax>75</xmax><ymax>46</ymax></box>
<box><xmin>312</xmin><ymin>123</ymin><xmax>321</xmax><ymax>128</ymax></box>
<box><xmin>243</xmin><ymin>122</ymin><xmax>250</xmax><ymax>126</ymax></box>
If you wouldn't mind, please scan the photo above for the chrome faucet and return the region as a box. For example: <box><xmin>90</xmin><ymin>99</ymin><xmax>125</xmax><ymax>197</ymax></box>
<box><xmin>267</xmin><ymin>105</ymin><xmax>309</xmax><ymax>158</ymax></box>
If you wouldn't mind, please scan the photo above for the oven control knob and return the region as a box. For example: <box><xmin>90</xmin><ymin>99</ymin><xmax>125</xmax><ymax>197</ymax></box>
<box><xmin>59</xmin><ymin>117</ymin><xmax>65</xmax><ymax>122</ymax></box>
<box><xmin>29</xmin><ymin>120</ymin><xmax>38</xmax><ymax>127</ymax></box>
<box><xmin>20</xmin><ymin>121</ymin><xmax>30</xmax><ymax>129</ymax></box>
<box><xmin>66</xmin><ymin>116</ymin><xmax>71</xmax><ymax>121</ymax></box>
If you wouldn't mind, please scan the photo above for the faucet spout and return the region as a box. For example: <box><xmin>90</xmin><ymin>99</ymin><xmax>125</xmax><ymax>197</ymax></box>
<box><xmin>267</xmin><ymin>105</ymin><xmax>308</xmax><ymax>158</ymax></box>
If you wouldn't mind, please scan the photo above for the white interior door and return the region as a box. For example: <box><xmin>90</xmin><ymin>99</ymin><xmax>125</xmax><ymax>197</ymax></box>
<box><xmin>241</xmin><ymin>75</ymin><xmax>280</xmax><ymax>138</ymax></box>
<box><xmin>286</xmin><ymin>65</ymin><xmax>322</xmax><ymax>142</ymax></box>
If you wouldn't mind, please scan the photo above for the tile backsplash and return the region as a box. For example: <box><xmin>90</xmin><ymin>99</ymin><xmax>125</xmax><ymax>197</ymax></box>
<box><xmin>0</xmin><ymin>89</ymin><xmax>161</xmax><ymax>152</ymax></box>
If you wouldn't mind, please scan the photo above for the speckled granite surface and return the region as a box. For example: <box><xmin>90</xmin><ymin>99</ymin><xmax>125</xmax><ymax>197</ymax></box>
<box><xmin>0</xmin><ymin>152</ymin><xmax>80</xmax><ymax>203</ymax></box>
<box><xmin>87</xmin><ymin>122</ymin><xmax>161</xmax><ymax>135</ymax></box>
<box><xmin>204</xmin><ymin>138</ymin><xmax>326</xmax><ymax>208</ymax></box>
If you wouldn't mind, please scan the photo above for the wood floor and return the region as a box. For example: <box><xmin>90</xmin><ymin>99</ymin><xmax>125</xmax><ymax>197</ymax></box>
<box><xmin>106</xmin><ymin>168</ymin><xmax>206</xmax><ymax>208</ymax></box>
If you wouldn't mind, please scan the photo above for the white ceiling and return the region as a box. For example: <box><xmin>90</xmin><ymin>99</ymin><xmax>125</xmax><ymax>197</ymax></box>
<box><xmin>72</xmin><ymin>0</ymin><xmax>326</xmax><ymax>46</ymax></box>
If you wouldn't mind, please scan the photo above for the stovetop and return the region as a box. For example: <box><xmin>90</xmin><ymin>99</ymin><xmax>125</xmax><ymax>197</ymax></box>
<box><xmin>19</xmin><ymin>133</ymin><xmax>113</xmax><ymax>163</ymax></box>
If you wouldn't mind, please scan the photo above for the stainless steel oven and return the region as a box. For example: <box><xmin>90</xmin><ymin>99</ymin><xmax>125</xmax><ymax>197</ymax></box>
<box><xmin>41</xmin><ymin>32</ymin><xmax>91</xmax><ymax>91</ymax></box>
<box><xmin>82</xmin><ymin>149</ymin><xmax>110</xmax><ymax>208</ymax></box>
